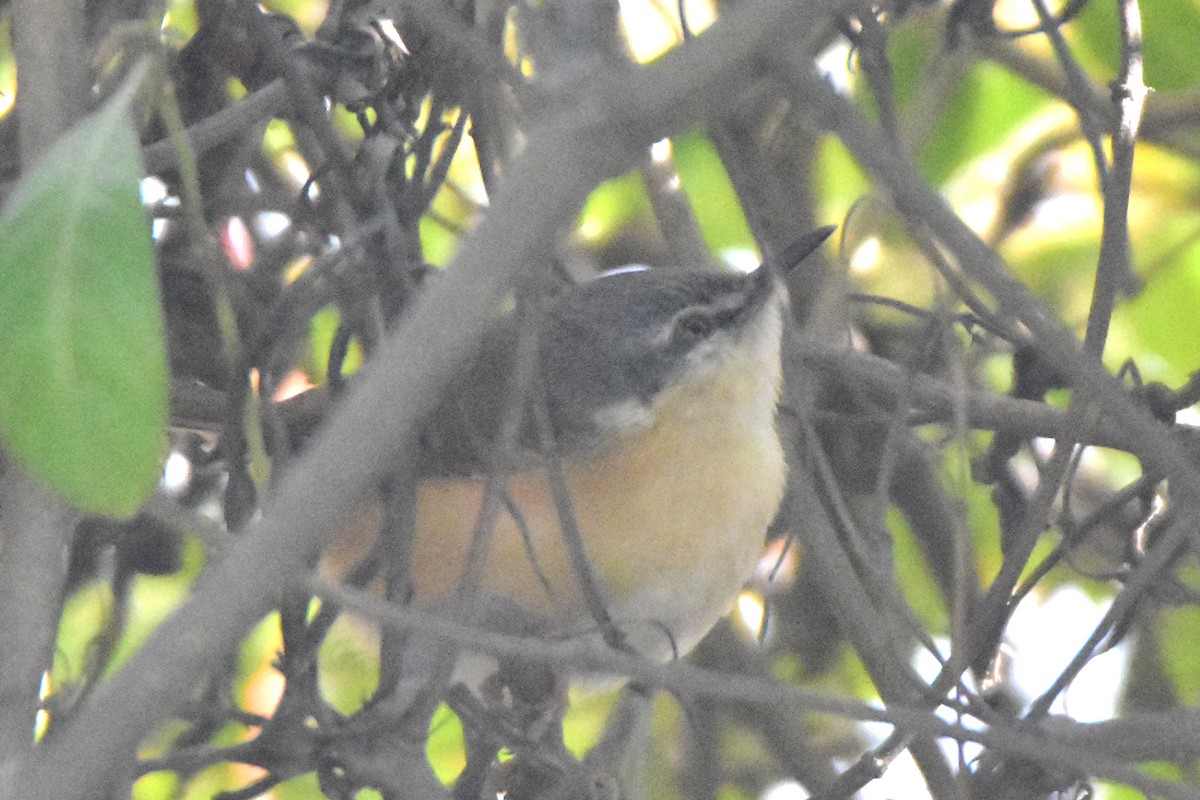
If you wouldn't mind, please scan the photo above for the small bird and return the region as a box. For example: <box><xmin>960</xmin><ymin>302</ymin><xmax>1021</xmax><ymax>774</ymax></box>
<box><xmin>332</xmin><ymin>229</ymin><xmax>832</xmax><ymax>668</ymax></box>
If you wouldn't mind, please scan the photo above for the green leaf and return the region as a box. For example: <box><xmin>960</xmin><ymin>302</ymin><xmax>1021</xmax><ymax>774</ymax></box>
<box><xmin>1156</xmin><ymin>606</ymin><xmax>1200</xmax><ymax>704</ymax></box>
<box><xmin>919</xmin><ymin>62</ymin><xmax>1049</xmax><ymax>186</ymax></box>
<box><xmin>1111</xmin><ymin>232</ymin><xmax>1200</xmax><ymax>385</ymax></box>
<box><xmin>814</xmin><ymin>136</ymin><xmax>870</xmax><ymax>222</ymax></box>
<box><xmin>671</xmin><ymin>130</ymin><xmax>755</xmax><ymax>255</ymax></box>
<box><xmin>1072</xmin><ymin>0</ymin><xmax>1200</xmax><ymax>93</ymax></box>
<box><xmin>427</xmin><ymin>704</ymin><xmax>466</xmax><ymax>786</ymax></box>
<box><xmin>0</xmin><ymin>72</ymin><xmax>165</xmax><ymax>517</ymax></box>
<box><xmin>871</xmin><ymin>14</ymin><xmax>1048</xmax><ymax>185</ymax></box>
<box><xmin>575</xmin><ymin>172</ymin><xmax>653</xmax><ymax>248</ymax></box>
<box><xmin>888</xmin><ymin>507</ymin><xmax>948</xmax><ymax>631</ymax></box>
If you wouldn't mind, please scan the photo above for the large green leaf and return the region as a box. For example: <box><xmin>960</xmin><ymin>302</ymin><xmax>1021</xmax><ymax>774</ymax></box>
<box><xmin>0</xmin><ymin>73</ymin><xmax>165</xmax><ymax>517</ymax></box>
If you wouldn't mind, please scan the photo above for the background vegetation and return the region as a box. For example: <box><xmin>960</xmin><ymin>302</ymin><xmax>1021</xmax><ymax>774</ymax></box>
<box><xmin>2</xmin><ymin>0</ymin><xmax>1200</xmax><ymax>798</ymax></box>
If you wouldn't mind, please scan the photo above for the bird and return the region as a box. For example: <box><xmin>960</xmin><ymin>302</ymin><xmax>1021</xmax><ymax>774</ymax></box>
<box><xmin>327</xmin><ymin>227</ymin><xmax>834</xmax><ymax>672</ymax></box>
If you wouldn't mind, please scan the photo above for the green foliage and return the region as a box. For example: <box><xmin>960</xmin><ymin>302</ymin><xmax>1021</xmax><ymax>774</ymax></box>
<box><xmin>576</xmin><ymin>173</ymin><xmax>654</xmax><ymax>248</ymax></box>
<box><xmin>420</xmin><ymin>214</ymin><xmax>462</xmax><ymax>266</ymax></box>
<box><xmin>132</xmin><ymin>770</ymin><xmax>179</xmax><ymax>800</ymax></box>
<box><xmin>1112</xmin><ymin>237</ymin><xmax>1200</xmax><ymax>383</ymax></box>
<box><xmin>888</xmin><ymin>506</ymin><xmax>948</xmax><ymax>630</ymax></box>
<box><xmin>920</xmin><ymin>61</ymin><xmax>1051</xmax><ymax>186</ymax></box>
<box><xmin>1073</xmin><ymin>0</ymin><xmax>1200</xmax><ymax>92</ymax></box>
<box><xmin>308</xmin><ymin>307</ymin><xmax>363</xmax><ymax>383</ymax></box>
<box><xmin>672</xmin><ymin>131</ymin><xmax>756</xmax><ymax>255</ymax></box>
<box><xmin>272</xmin><ymin>772</ymin><xmax>329</xmax><ymax>800</ymax></box>
<box><xmin>104</xmin><ymin>535</ymin><xmax>204</xmax><ymax>677</ymax></box>
<box><xmin>50</xmin><ymin>580</ymin><xmax>114</xmax><ymax>688</ymax></box>
<box><xmin>0</xmin><ymin>16</ymin><xmax>14</xmax><ymax>111</ymax></box>
<box><xmin>0</xmin><ymin>67</ymin><xmax>166</xmax><ymax>517</ymax></box>
<box><xmin>317</xmin><ymin>616</ymin><xmax>381</xmax><ymax>715</ymax></box>
<box><xmin>1157</xmin><ymin>606</ymin><xmax>1200</xmax><ymax>705</ymax></box>
<box><xmin>427</xmin><ymin>705</ymin><xmax>467</xmax><ymax>785</ymax></box>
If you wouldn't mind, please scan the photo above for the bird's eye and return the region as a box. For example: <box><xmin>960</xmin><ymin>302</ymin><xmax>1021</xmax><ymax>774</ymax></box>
<box><xmin>673</xmin><ymin>310</ymin><xmax>716</xmax><ymax>341</ymax></box>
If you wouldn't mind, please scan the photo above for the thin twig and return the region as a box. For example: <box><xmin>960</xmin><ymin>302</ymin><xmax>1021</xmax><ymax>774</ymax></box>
<box><xmin>142</xmin><ymin>80</ymin><xmax>289</xmax><ymax>174</ymax></box>
<box><xmin>235</xmin><ymin>0</ymin><xmax>357</xmax><ymax>233</ymax></box>
<box><xmin>801</xmin><ymin>347</ymin><xmax>1167</xmax><ymax>453</ymax></box>
<box><xmin>306</xmin><ymin>575</ymin><xmax>1200</xmax><ymax>800</ymax></box>
<box><xmin>1028</xmin><ymin>0</ymin><xmax>1109</xmax><ymax>188</ymax></box>
<box><xmin>1023</xmin><ymin>510</ymin><xmax>1189</xmax><ymax>722</ymax></box>
<box><xmin>783</xmin><ymin>338</ymin><xmax>960</xmax><ymax>800</ymax></box>
<box><xmin>530</xmin><ymin>369</ymin><xmax>623</xmax><ymax>649</ymax></box>
<box><xmin>1082</xmin><ymin>0</ymin><xmax>1146</xmax><ymax>354</ymax></box>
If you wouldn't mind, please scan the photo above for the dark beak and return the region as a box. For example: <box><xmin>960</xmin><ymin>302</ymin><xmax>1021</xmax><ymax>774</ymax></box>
<box><xmin>778</xmin><ymin>225</ymin><xmax>837</xmax><ymax>274</ymax></box>
<box><xmin>744</xmin><ymin>225</ymin><xmax>836</xmax><ymax>314</ymax></box>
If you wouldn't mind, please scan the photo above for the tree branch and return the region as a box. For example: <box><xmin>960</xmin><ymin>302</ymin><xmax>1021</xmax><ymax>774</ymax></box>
<box><xmin>778</xmin><ymin>59</ymin><xmax>1200</xmax><ymax>510</ymax></box>
<box><xmin>0</xmin><ymin>468</ymin><xmax>78</xmax><ymax>786</ymax></box>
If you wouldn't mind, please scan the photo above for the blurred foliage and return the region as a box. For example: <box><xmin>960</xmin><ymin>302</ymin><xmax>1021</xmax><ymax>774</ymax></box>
<box><xmin>671</xmin><ymin>130</ymin><xmax>756</xmax><ymax>254</ymax></box>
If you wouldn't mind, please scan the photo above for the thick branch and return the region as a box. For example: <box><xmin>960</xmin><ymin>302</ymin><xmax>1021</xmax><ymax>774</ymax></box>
<box><xmin>11</xmin><ymin>0</ymin><xmax>88</xmax><ymax>164</ymax></box>
<box><xmin>801</xmin><ymin>347</ymin><xmax>1177</xmax><ymax>453</ymax></box>
<box><xmin>0</xmin><ymin>470</ymin><xmax>77</xmax><ymax>785</ymax></box>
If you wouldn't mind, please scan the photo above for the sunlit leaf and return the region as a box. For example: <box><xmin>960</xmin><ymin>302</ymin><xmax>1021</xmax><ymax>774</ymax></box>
<box><xmin>814</xmin><ymin>136</ymin><xmax>871</xmax><ymax>223</ymax></box>
<box><xmin>576</xmin><ymin>173</ymin><xmax>654</xmax><ymax>249</ymax></box>
<box><xmin>0</xmin><ymin>67</ymin><xmax>166</xmax><ymax>517</ymax></box>
<box><xmin>308</xmin><ymin>307</ymin><xmax>364</xmax><ymax>384</ymax></box>
<box><xmin>132</xmin><ymin>771</ymin><xmax>179</xmax><ymax>800</ymax></box>
<box><xmin>562</xmin><ymin>686</ymin><xmax>618</xmax><ymax>758</ymax></box>
<box><xmin>672</xmin><ymin>130</ymin><xmax>755</xmax><ymax>255</ymax></box>
<box><xmin>1003</xmin><ymin>224</ymin><xmax>1102</xmax><ymax>325</ymax></box>
<box><xmin>884</xmin><ymin>11</ymin><xmax>936</xmax><ymax>114</ymax></box>
<box><xmin>927</xmin><ymin>437</ymin><xmax>1005</xmax><ymax>585</ymax></box>
<box><xmin>1156</xmin><ymin>606</ymin><xmax>1200</xmax><ymax>704</ymax></box>
<box><xmin>889</xmin><ymin>508</ymin><xmax>949</xmax><ymax>631</ymax></box>
<box><xmin>427</xmin><ymin>705</ymin><xmax>466</xmax><ymax>785</ymax></box>
<box><xmin>179</xmin><ymin>762</ymin><xmax>247</xmax><ymax>800</ymax></box>
<box><xmin>1111</xmin><ymin>236</ymin><xmax>1200</xmax><ymax>384</ymax></box>
<box><xmin>838</xmin><ymin>196</ymin><xmax>937</xmax><ymax>312</ymax></box>
<box><xmin>920</xmin><ymin>62</ymin><xmax>1050</xmax><ymax>186</ymax></box>
<box><xmin>160</xmin><ymin>0</ymin><xmax>199</xmax><ymax>40</ymax></box>
<box><xmin>317</xmin><ymin>615</ymin><xmax>381</xmax><ymax>715</ymax></box>
<box><xmin>49</xmin><ymin>581</ymin><xmax>114</xmax><ymax>688</ymax></box>
<box><xmin>865</xmin><ymin>13</ymin><xmax>1052</xmax><ymax>187</ymax></box>
<box><xmin>420</xmin><ymin>215</ymin><xmax>461</xmax><ymax>267</ymax></box>
<box><xmin>0</xmin><ymin>18</ymin><xmax>15</xmax><ymax>120</ymax></box>
<box><xmin>1072</xmin><ymin>0</ymin><xmax>1200</xmax><ymax>93</ymax></box>
<box><xmin>103</xmin><ymin>538</ymin><xmax>203</xmax><ymax>677</ymax></box>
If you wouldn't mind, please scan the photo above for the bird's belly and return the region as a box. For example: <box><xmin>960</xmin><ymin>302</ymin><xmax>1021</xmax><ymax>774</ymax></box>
<box><xmin>409</xmin><ymin>397</ymin><xmax>786</xmax><ymax>662</ymax></box>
